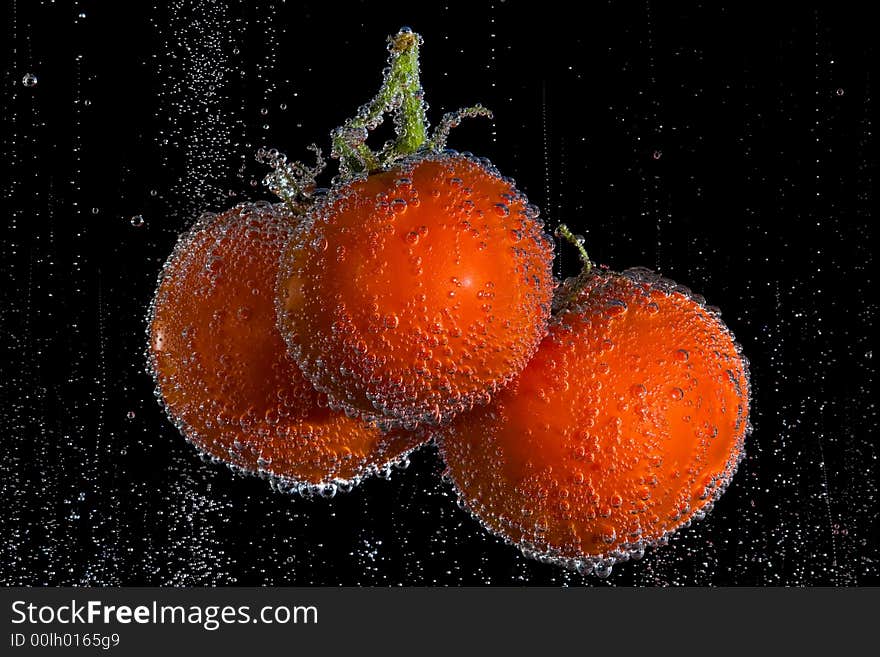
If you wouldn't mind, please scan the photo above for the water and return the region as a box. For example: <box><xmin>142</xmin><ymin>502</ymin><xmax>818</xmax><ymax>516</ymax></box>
<box><xmin>1</xmin><ymin>1</ymin><xmax>875</xmax><ymax>585</ymax></box>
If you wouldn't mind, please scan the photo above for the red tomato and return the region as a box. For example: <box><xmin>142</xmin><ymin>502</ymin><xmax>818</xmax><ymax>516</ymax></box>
<box><xmin>438</xmin><ymin>268</ymin><xmax>750</xmax><ymax>574</ymax></box>
<box><xmin>148</xmin><ymin>203</ymin><xmax>425</xmax><ymax>492</ymax></box>
<box><xmin>276</xmin><ymin>153</ymin><xmax>556</xmax><ymax>430</ymax></box>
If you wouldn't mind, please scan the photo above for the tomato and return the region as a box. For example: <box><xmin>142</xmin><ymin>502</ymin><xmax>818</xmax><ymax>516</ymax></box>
<box><xmin>438</xmin><ymin>267</ymin><xmax>750</xmax><ymax>573</ymax></box>
<box><xmin>147</xmin><ymin>203</ymin><xmax>425</xmax><ymax>492</ymax></box>
<box><xmin>276</xmin><ymin>153</ymin><xmax>555</xmax><ymax>430</ymax></box>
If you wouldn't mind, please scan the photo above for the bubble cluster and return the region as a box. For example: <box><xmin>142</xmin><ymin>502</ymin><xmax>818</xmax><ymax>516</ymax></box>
<box><xmin>438</xmin><ymin>267</ymin><xmax>750</xmax><ymax>576</ymax></box>
<box><xmin>147</xmin><ymin>202</ymin><xmax>426</xmax><ymax>492</ymax></box>
<box><xmin>276</xmin><ymin>152</ymin><xmax>555</xmax><ymax>430</ymax></box>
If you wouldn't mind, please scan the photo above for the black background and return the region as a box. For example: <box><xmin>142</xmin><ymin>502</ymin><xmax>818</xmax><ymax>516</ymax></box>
<box><xmin>1</xmin><ymin>1</ymin><xmax>876</xmax><ymax>585</ymax></box>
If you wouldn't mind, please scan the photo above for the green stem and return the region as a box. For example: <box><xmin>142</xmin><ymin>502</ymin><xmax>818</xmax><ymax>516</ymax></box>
<box><xmin>430</xmin><ymin>105</ymin><xmax>493</xmax><ymax>150</ymax></box>
<box><xmin>256</xmin><ymin>145</ymin><xmax>325</xmax><ymax>211</ymax></box>
<box><xmin>332</xmin><ymin>28</ymin><xmax>429</xmax><ymax>174</ymax></box>
<box><xmin>262</xmin><ymin>29</ymin><xmax>497</xmax><ymax>202</ymax></box>
<box><xmin>388</xmin><ymin>30</ymin><xmax>428</xmax><ymax>156</ymax></box>
<box><xmin>552</xmin><ymin>224</ymin><xmax>596</xmax><ymax>314</ymax></box>
<box><xmin>555</xmin><ymin>224</ymin><xmax>593</xmax><ymax>274</ymax></box>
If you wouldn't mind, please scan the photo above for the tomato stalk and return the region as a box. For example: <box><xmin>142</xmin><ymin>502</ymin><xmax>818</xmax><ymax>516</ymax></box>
<box><xmin>331</xmin><ymin>28</ymin><xmax>495</xmax><ymax>174</ymax></box>
<box><xmin>256</xmin><ymin>144</ymin><xmax>325</xmax><ymax>212</ymax></box>
<box><xmin>331</xmin><ymin>28</ymin><xmax>428</xmax><ymax>175</ymax></box>
<box><xmin>387</xmin><ymin>30</ymin><xmax>430</xmax><ymax>158</ymax></box>
<box><xmin>555</xmin><ymin>224</ymin><xmax>592</xmax><ymax>272</ymax></box>
<box><xmin>430</xmin><ymin>104</ymin><xmax>494</xmax><ymax>150</ymax></box>
<box><xmin>261</xmin><ymin>28</ymin><xmax>494</xmax><ymax>204</ymax></box>
<box><xmin>553</xmin><ymin>224</ymin><xmax>595</xmax><ymax>313</ymax></box>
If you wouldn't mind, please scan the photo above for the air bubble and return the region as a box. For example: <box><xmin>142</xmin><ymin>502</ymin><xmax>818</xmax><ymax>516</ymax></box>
<box><xmin>593</xmin><ymin>560</ymin><xmax>614</xmax><ymax>578</ymax></box>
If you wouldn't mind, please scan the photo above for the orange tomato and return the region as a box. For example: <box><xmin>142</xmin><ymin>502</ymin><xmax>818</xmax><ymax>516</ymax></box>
<box><xmin>438</xmin><ymin>268</ymin><xmax>750</xmax><ymax>573</ymax></box>
<box><xmin>147</xmin><ymin>203</ymin><xmax>424</xmax><ymax>492</ymax></box>
<box><xmin>276</xmin><ymin>153</ymin><xmax>556</xmax><ymax>430</ymax></box>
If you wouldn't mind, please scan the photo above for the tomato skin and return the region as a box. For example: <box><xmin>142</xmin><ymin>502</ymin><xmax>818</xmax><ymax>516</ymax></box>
<box><xmin>438</xmin><ymin>268</ymin><xmax>750</xmax><ymax>569</ymax></box>
<box><xmin>277</xmin><ymin>152</ymin><xmax>556</xmax><ymax>430</ymax></box>
<box><xmin>147</xmin><ymin>203</ymin><xmax>424</xmax><ymax>488</ymax></box>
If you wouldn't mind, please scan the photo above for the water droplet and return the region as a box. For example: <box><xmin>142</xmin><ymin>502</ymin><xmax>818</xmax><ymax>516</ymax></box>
<box><xmin>594</xmin><ymin>560</ymin><xmax>614</xmax><ymax>578</ymax></box>
<box><xmin>391</xmin><ymin>198</ymin><xmax>408</xmax><ymax>214</ymax></box>
<box><xmin>607</xmin><ymin>299</ymin><xmax>628</xmax><ymax>316</ymax></box>
<box><xmin>130</xmin><ymin>215</ymin><xmax>145</xmax><ymax>227</ymax></box>
<box><xmin>22</xmin><ymin>73</ymin><xmax>37</xmax><ymax>88</ymax></box>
